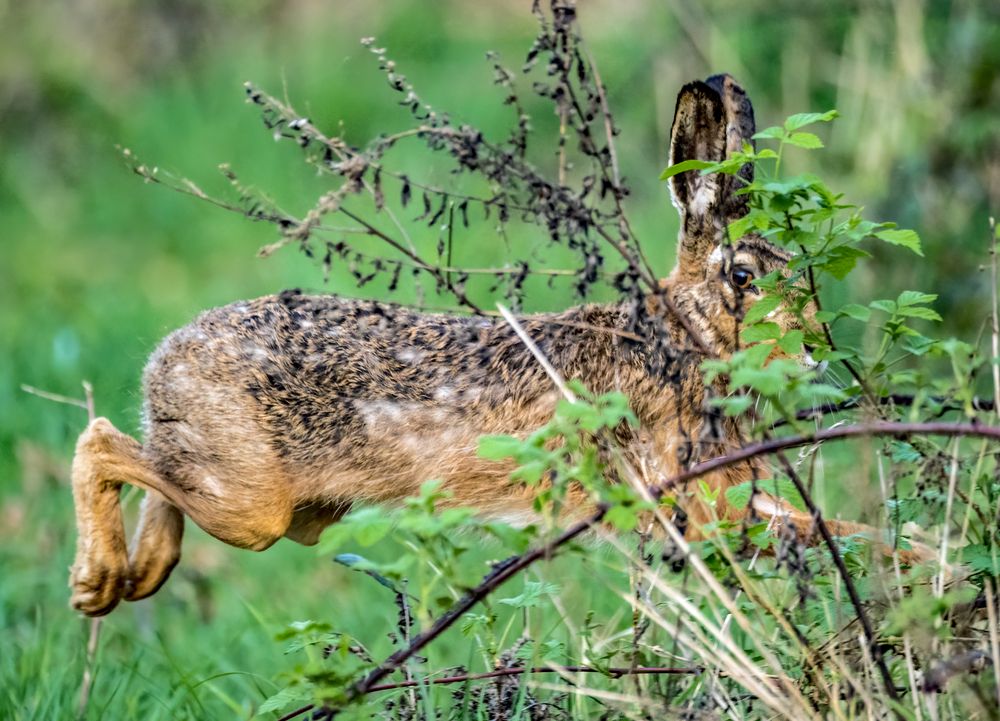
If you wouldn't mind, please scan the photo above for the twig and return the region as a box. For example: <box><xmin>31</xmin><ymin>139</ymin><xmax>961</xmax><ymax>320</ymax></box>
<box><xmin>989</xmin><ymin>216</ymin><xmax>999</xmax><ymax>420</ymax></box>
<box><xmin>773</xmin><ymin>394</ymin><xmax>996</xmax><ymax>428</ymax></box>
<box><xmin>20</xmin><ymin>384</ymin><xmax>90</xmax><ymax>411</ymax></box>
<box><xmin>654</xmin><ymin>421</ymin><xmax>1000</xmax><ymax>496</ymax></box>
<box><xmin>366</xmin><ymin>664</ymin><xmax>699</xmax><ymax>693</ymax></box>
<box><xmin>496</xmin><ymin>303</ymin><xmax>577</xmax><ymax>403</ymax></box>
<box><xmin>770</xmin><ymin>449</ymin><xmax>901</xmax><ymax>709</ymax></box>
<box><xmin>23</xmin><ymin>381</ymin><xmax>102</xmax><ymax>719</ymax></box>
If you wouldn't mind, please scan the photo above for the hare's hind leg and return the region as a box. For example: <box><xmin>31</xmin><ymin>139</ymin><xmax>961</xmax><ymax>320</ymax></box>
<box><xmin>70</xmin><ymin>417</ymin><xmax>173</xmax><ymax>616</ymax></box>
<box><xmin>125</xmin><ymin>493</ymin><xmax>184</xmax><ymax>601</ymax></box>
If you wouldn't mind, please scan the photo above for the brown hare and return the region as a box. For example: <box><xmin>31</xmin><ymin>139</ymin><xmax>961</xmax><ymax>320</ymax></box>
<box><xmin>69</xmin><ymin>74</ymin><xmax>906</xmax><ymax>617</ymax></box>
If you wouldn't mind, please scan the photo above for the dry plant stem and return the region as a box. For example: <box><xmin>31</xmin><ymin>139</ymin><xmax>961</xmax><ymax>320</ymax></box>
<box><xmin>367</xmin><ymin>665</ymin><xmax>698</xmax><ymax>694</ymax></box>
<box><xmin>496</xmin><ymin>303</ymin><xmax>577</xmax><ymax>403</ymax></box>
<box><xmin>879</xmin><ymin>454</ymin><xmax>924</xmax><ymax>721</ymax></box>
<box><xmin>770</xmin><ymin>449</ymin><xmax>900</xmax><ymax>710</ymax></box>
<box><xmin>777</xmin><ymin>394</ymin><xmax>996</xmax><ymax>429</ymax></box>
<box><xmin>656</xmin><ymin>421</ymin><xmax>1000</xmax><ymax>495</ymax></box>
<box><xmin>336</xmin><ymin>206</ymin><xmax>483</xmax><ymax>314</ymax></box>
<box><xmin>991</xmin><ymin>217</ymin><xmax>999</xmax><ymax>418</ymax></box>
<box><xmin>984</xmin><ymin>579</ymin><xmax>1000</xmax><ymax>710</ymax></box>
<box><xmin>77</xmin><ymin>382</ymin><xmax>100</xmax><ymax>721</ymax></box>
<box><xmin>23</xmin><ymin>381</ymin><xmax>101</xmax><ymax>719</ymax></box>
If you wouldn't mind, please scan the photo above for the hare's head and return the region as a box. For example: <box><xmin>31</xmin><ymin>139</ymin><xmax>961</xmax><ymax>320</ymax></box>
<box><xmin>664</xmin><ymin>74</ymin><xmax>815</xmax><ymax>358</ymax></box>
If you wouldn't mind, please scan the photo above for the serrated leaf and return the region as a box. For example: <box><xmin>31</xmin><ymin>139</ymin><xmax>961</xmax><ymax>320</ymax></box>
<box><xmin>897</xmin><ymin>306</ymin><xmax>942</xmax><ymax>322</ymax></box>
<box><xmin>729</xmin><ymin>367</ymin><xmax>785</xmax><ymax>396</ymax></box>
<box><xmin>499</xmin><ymin>581</ymin><xmax>560</xmax><ymax>608</ymax></box>
<box><xmin>659</xmin><ymin>158</ymin><xmax>714</xmax><ymax>180</ymax></box>
<box><xmin>605</xmin><ymin>504</ymin><xmax>638</xmax><ymax>531</ymax></box>
<box><xmin>875</xmin><ymin>228</ymin><xmax>923</xmax><ymax>256</ymax></box>
<box><xmin>752</xmin><ymin>125</ymin><xmax>786</xmax><ymax>140</ymax></box>
<box><xmin>963</xmin><ymin>544</ymin><xmax>1000</xmax><ymax>575</ymax></box>
<box><xmin>257</xmin><ymin>687</ymin><xmax>309</xmax><ymax>715</ymax></box>
<box><xmin>743</xmin><ymin>295</ymin><xmax>782</xmax><ymax>325</ymax></box>
<box><xmin>778</xmin><ymin>329</ymin><xmax>804</xmax><ymax>355</ymax></box>
<box><xmin>725</xmin><ymin>478</ymin><xmax>806</xmax><ymax>512</ymax></box>
<box><xmin>897</xmin><ymin>290</ymin><xmax>937</xmax><ymax>307</ymax></box>
<box><xmin>345</xmin><ymin>507</ymin><xmax>393</xmax><ymax>546</ymax></box>
<box><xmin>870</xmin><ymin>299</ymin><xmax>897</xmax><ymax>314</ymax></box>
<box><xmin>839</xmin><ymin>303</ymin><xmax>871</xmax><ymax>322</ymax></box>
<box><xmin>784</xmin><ymin>110</ymin><xmax>839</xmax><ymax>131</ymax></box>
<box><xmin>740</xmin><ymin>322</ymin><xmax>781</xmax><ymax>343</ymax></box>
<box><xmin>786</xmin><ymin>131</ymin><xmax>824</xmax><ymax>149</ymax></box>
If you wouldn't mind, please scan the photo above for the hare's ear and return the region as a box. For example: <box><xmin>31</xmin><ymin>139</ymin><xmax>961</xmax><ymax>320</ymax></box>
<box><xmin>668</xmin><ymin>75</ymin><xmax>756</xmax><ymax>273</ymax></box>
<box><xmin>705</xmin><ymin>73</ymin><xmax>756</xmax><ymax>218</ymax></box>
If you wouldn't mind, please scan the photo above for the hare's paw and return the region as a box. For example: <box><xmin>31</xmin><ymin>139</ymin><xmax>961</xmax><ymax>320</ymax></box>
<box><xmin>69</xmin><ymin>557</ymin><xmax>127</xmax><ymax>617</ymax></box>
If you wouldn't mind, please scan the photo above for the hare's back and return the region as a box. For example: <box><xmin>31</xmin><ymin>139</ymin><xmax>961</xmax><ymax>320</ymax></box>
<box><xmin>142</xmin><ymin>291</ymin><xmax>560</xmax><ymax>458</ymax></box>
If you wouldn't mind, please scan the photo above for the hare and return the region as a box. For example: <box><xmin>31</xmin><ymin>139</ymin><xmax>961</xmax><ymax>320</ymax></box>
<box><xmin>69</xmin><ymin>74</ymin><xmax>911</xmax><ymax>617</ymax></box>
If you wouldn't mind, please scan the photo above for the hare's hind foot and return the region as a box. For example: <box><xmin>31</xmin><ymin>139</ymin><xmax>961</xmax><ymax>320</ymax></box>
<box><xmin>125</xmin><ymin>493</ymin><xmax>184</xmax><ymax>601</ymax></box>
<box><xmin>70</xmin><ymin>418</ymin><xmax>141</xmax><ymax>615</ymax></box>
<box><xmin>70</xmin><ymin>418</ymin><xmax>183</xmax><ymax>616</ymax></box>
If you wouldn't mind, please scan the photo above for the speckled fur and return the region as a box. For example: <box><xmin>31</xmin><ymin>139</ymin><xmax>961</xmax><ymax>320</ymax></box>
<box><xmin>67</xmin><ymin>75</ymin><xmax>920</xmax><ymax>618</ymax></box>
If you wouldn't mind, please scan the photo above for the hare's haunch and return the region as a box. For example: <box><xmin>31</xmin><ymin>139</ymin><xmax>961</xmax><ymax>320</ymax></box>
<box><xmin>68</xmin><ymin>75</ymin><xmax>916</xmax><ymax>617</ymax></box>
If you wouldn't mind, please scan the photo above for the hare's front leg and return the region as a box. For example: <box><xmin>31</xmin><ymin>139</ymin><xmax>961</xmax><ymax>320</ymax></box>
<box><xmin>125</xmin><ymin>493</ymin><xmax>184</xmax><ymax>601</ymax></box>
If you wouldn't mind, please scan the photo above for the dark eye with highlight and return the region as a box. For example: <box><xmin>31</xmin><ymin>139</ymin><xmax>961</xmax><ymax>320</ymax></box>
<box><xmin>730</xmin><ymin>268</ymin><xmax>755</xmax><ymax>290</ymax></box>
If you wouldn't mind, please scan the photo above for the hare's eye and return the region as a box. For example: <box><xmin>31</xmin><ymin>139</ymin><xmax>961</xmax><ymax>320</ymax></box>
<box><xmin>730</xmin><ymin>268</ymin><xmax>755</xmax><ymax>290</ymax></box>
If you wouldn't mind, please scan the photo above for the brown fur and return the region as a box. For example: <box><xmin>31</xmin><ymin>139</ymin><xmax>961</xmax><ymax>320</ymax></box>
<box><xmin>68</xmin><ymin>75</ymin><xmax>929</xmax><ymax>617</ymax></box>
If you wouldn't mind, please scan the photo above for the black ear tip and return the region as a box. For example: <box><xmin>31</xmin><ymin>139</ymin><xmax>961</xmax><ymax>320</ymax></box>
<box><xmin>673</xmin><ymin>80</ymin><xmax>724</xmax><ymax>122</ymax></box>
<box><xmin>677</xmin><ymin>80</ymin><xmax>721</xmax><ymax>101</ymax></box>
<box><xmin>704</xmin><ymin>73</ymin><xmax>747</xmax><ymax>98</ymax></box>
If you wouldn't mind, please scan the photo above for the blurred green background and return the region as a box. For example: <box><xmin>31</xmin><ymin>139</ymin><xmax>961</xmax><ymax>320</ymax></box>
<box><xmin>1</xmin><ymin>0</ymin><xmax>997</xmax><ymax>717</ymax></box>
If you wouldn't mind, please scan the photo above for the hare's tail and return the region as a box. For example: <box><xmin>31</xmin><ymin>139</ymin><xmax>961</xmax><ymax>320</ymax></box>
<box><xmin>69</xmin><ymin>418</ymin><xmax>183</xmax><ymax>616</ymax></box>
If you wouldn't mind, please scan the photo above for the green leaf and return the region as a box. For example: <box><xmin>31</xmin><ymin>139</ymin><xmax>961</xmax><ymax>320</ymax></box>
<box><xmin>963</xmin><ymin>544</ymin><xmax>1000</xmax><ymax>575</ymax></box>
<box><xmin>784</xmin><ymin>110</ymin><xmax>839</xmax><ymax>131</ymax></box>
<box><xmin>659</xmin><ymin>158</ymin><xmax>714</xmax><ymax>180</ymax></box>
<box><xmin>257</xmin><ymin>687</ymin><xmax>310</xmax><ymax>716</ymax></box>
<box><xmin>605</xmin><ymin>504</ymin><xmax>638</xmax><ymax>531</ymax></box>
<box><xmin>478</xmin><ymin>434</ymin><xmax>523</xmax><ymax>460</ymax></box>
<box><xmin>821</xmin><ymin>245</ymin><xmax>870</xmax><ymax>280</ymax></box>
<box><xmin>511</xmin><ymin>460</ymin><xmax>547</xmax><ymax>485</ymax></box>
<box><xmin>897</xmin><ymin>306</ymin><xmax>942</xmax><ymax>322</ymax></box>
<box><xmin>752</xmin><ymin>125</ymin><xmax>786</xmax><ymax>140</ymax></box>
<box><xmin>875</xmin><ymin>228</ymin><xmax>923</xmax><ymax>256</ymax></box>
<box><xmin>743</xmin><ymin>294</ymin><xmax>781</xmax><ymax>325</ymax></box>
<box><xmin>729</xmin><ymin>367</ymin><xmax>785</xmax><ymax>396</ymax></box>
<box><xmin>711</xmin><ymin>394</ymin><xmax>754</xmax><ymax>416</ymax></box>
<box><xmin>740</xmin><ymin>322</ymin><xmax>781</xmax><ymax>343</ymax></box>
<box><xmin>839</xmin><ymin>303</ymin><xmax>871</xmax><ymax>322</ymax></box>
<box><xmin>897</xmin><ymin>290</ymin><xmax>937</xmax><ymax>307</ymax></box>
<box><xmin>725</xmin><ymin>478</ymin><xmax>807</xmax><ymax>513</ymax></box>
<box><xmin>347</xmin><ymin>507</ymin><xmax>394</xmax><ymax>546</ymax></box>
<box><xmin>777</xmin><ymin>329</ymin><xmax>804</xmax><ymax>355</ymax></box>
<box><xmin>870</xmin><ymin>299</ymin><xmax>897</xmax><ymax>314</ymax></box>
<box><xmin>888</xmin><ymin>441</ymin><xmax>921</xmax><ymax>464</ymax></box>
<box><xmin>499</xmin><ymin>581</ymin><xmax>560</xmax><ymax>608</ymax></box>
<box><xmin>785</xmin><ymin>131</ymin><xmax>824</xmax><ymax>149</ymax></box>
